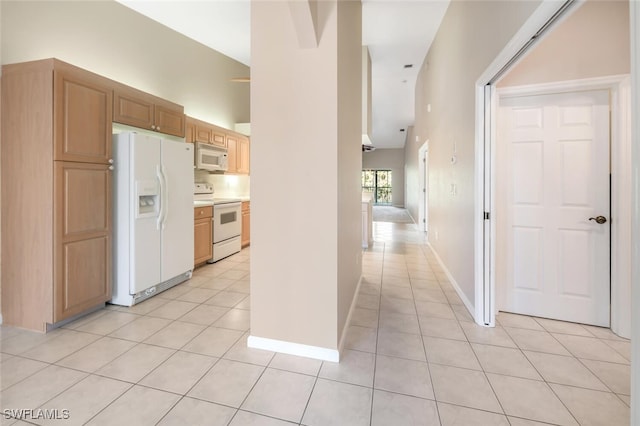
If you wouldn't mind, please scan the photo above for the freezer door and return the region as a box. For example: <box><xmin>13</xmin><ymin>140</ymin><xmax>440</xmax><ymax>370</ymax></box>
<box><xmin>160</xmin><ymin>140</ymin><xmax>195</xmax><ymax>281</ymax></box>
<box><xmin>131</xmin><ymin>133</ymin><xmax>162</xmax><ymax>293</ymax></box>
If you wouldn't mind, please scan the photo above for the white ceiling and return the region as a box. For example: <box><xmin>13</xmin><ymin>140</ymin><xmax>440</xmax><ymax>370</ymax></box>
<box><xmin>117</xmin><ymin>0</ymin><xmax>449</xmax><ymax>149</ymax></box>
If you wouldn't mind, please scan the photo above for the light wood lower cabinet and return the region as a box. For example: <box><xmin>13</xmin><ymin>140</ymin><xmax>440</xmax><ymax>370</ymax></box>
<box><xmin>55</xmin><ymin>162</ymin><xmax>112</xmax><ymax>320</ymax></box>
<box><xmin>194</xmin><ymin>206</ymin><xmax>213</xmax><ymax>265</ymax></box>
<box><xmin>241</xmin><ymin>201</ymin><xmax>250</xmax><ymax>248</ymax></box>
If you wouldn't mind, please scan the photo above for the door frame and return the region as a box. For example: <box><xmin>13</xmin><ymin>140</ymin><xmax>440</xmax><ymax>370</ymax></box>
<box><xmin>494</xmin><ymin>77</ymin><xmax>631</xmax><ymax>335</ymax></box>
<box><xmin>418</xmin><ymin>141</ymin><xmax>429</xmax><ymax>233</ymax></box>
<box><xmin>472</xmin><ymin>0</ymin><xmax>634</xmax><ymax>336</ymax></box>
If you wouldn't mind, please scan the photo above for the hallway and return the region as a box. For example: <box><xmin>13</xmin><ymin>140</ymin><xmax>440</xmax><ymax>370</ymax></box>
<box><xmin>352</xmin><ymin>221</ymin><xmax>630</xmax><ymax>425</ymax></box>
<box><xmin>0</xmin><ymin>222</ymin><xmax>631</xmax><ymax>425</ymax></box>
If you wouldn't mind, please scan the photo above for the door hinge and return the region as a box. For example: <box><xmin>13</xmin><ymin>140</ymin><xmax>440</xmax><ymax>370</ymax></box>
<box><xmin>484</xmin><ymin>212</ymin><xmax>490</xmax><ymax>220</ymax></box>
<box><xmin>423</xmin><ymin>188</ymin><xmax>426</xmax><ymax>193</ymax></box>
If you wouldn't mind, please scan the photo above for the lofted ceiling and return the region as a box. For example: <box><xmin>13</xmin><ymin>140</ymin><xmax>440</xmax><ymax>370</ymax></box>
<box><xmin>117</xmin><ymin>0</ymin><xmax>449</xmax><ymax>149</ymax></box>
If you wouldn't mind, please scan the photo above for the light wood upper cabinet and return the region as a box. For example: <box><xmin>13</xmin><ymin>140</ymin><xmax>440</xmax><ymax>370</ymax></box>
<box><xmin>211</xmin><ymin>129</ymin><xmax>227</xmax><ymax>148</ymax></box>
<box><xmin>186</xmin><ymin>116</ymin><xmax>228</xmax><ymax>148</ymax></box>
<box><xmin>184</xmin><ymin>117</ymin><xmax>250</xmax><ymax>175</ymax></box>
<box><xmin>226</xmin><ymin>133</ymin><xmax>250</xmax><ymax>176</ymax></box>
<box><xmin>54</xmin><ymin>69</ymin><xmax>113</xmax><ymax>164</ymax></box>
<box><xmin>113</xmin><ymin>88</ymin><xmax>153</xmax><ymax>130</ymax></box>
<box><xmin>54</xmin><ymin>162</ymin><xmax>112</xmax><ymax>321</ymax></box>
<box><xmin>194</xmin><ymin>125</ymin><xmax>214</xmax><ymax>144</ymax></box>
<box><xmin>236</xmin><ymin>136</ymin><xmax>250</xmax><ymax>175</ymax></box>
<box><xmin>226</xmin><ymin>134</ymin><xmax>238</xmax><ymax>174</ymax></box>
<box><xmin>113</xmin><ymin>85</ymin><xmax>185</xmax><ymax>138</ymax></box>
<box><xmin>185</xmin><ymin>118</ymin><xmax>196</xmax><ymax>143</ymax></box>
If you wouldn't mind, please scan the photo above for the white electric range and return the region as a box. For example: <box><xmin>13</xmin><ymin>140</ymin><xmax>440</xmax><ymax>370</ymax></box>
<box><xmin>194</xmin><ymin>183</ymin><xmax>242</xmax><ymax>262</ymax></box>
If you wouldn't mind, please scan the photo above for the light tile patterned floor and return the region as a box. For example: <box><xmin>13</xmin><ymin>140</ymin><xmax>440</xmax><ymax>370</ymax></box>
<box><xmin>0</xmin><ymin>222</ymin><xmax>631</xmax><ymax>425</ymax></box>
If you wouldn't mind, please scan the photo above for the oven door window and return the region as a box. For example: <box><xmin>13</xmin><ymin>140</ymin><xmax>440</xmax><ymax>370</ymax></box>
<box><xmin>220</xmin><ymin>211</ymin><xmax>237</xmax><ymax>225</ymax></box>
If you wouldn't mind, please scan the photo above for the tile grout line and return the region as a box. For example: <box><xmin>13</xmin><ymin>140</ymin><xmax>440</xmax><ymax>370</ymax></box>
<box><xmin>407</xmin><ymin>243</ymin><xmax>444</xmax><ymax>425</ymax></box>
<box><xmin>366</xmin><ymin>239</ymin><xmax>385</xmax><ymax>426</ymax></box>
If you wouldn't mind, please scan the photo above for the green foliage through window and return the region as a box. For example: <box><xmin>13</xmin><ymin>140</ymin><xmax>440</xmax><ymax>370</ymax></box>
<box><xmin>362</xmin><ymin>170</ymin><xmax>392</xmax><ymax>205</ymax></box>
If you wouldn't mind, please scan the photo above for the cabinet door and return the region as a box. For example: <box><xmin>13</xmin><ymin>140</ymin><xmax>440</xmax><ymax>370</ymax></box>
<box><xmin>155</xmin><ymin>105</ymin><xmax>185</xmax><ymax>138</ymax></box>
<box><xmin>185</xmin><ymin>118</ymin><xmax>196</xmax><ymax>143</ymax></box>
<box><xmin>194</xmin><ymin>217</ymin><xmax>213</xmax><ymax>265</ymax></box>
<box><xmin>113</xmin><ymin>88</ymin><xmax>154</xmax><ymax>131</ymax></box>
<box><xmin>195</xmin><ymin>124</ymin><xmax>214</xmax><ymax>144</ymax></box>
<box><xmin>241</xmin><ymin>202</ymin><xmax>250</xmax><ymax>247</ymax></box>
<box><xmin>54</xmin><ymin>162</ymin><xmax>112</xmax><ymax>322</ymax></box>
<box><xmin>212</xmin><ymin>128</ymin><xmax>227</xmax><ymax>148</ymax></box>
<box><xmin>237</xmin><ymin>136</ymin><xmax>250</xmax><ymax>175</ymax></box>
<box><xmin>226</xmin><ymin>135</ymin><xmax>238</xmax><ymax>174</ymax></box>
<box><xmin>54</xmin><ymin>69</ymin><xmax>113</xmax><ymax>164</ymax></box>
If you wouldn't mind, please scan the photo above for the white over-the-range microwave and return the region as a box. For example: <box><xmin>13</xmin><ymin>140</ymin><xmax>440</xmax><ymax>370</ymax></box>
<box><xmin>195</xmin><ymin>142</ymin><xmax>228</xmax><ymax>172</ymax></box>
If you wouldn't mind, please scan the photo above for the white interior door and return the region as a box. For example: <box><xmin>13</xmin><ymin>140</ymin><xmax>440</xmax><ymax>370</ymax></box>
<box><xmin>497</xmin><ymin>90</ymin><xmax>610</xmax><ymax>326</ymax></box>
<box><xmin>423</xmin><ymin>150</ymin><xmax>429</xmax><ymax>233</ymax></box>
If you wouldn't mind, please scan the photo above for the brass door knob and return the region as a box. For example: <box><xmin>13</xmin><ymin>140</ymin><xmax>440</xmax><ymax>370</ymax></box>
<box><xmin>589</xmin><ymin>216</ymin><xmax>607</xmax><ymax>224</ymax></box>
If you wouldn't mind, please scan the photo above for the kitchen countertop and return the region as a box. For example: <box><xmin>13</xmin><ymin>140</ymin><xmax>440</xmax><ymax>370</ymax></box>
<box><xmin>194</xmin><ymin>200</ymin><xmax>215</xmax><ymax>207</ymax></box>
<box><xmin>193</xmin><ymin>196</ymin><xmax>250</xmax><ymax>207</ymax></box>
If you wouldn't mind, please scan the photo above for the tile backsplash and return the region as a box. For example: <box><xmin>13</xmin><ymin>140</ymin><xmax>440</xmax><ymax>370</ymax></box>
<box><xmin>195</xmin><ymin>170</ymin><xmax>250</xmax><ymax>198</ymax></box>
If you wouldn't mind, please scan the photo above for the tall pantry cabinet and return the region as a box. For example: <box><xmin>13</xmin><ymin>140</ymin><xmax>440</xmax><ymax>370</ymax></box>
<box><xmin>2</xmin><ymin>59</ymin><xmax>113</xmax><ymax>331</ymax></box>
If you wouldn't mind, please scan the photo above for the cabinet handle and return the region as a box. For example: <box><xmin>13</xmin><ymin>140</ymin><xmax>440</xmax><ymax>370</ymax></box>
<box><xmin>151</xmin><ymin>125</ymin><xmax>156</xmax><ymax>130</ymax></box>
<box><xmin>156</xmin><ymin>126</ymin><xmax>161</xmax><ymax>131</ymax></box>
<box><xmin>108</xmin><ymin>159</ymin><xmax>114</xmax><ymax>164</ymax></box>
<box><xmin>108</xmin><ymin>165</ymin><xmax>114</xmax><ymax>171</ymax></box>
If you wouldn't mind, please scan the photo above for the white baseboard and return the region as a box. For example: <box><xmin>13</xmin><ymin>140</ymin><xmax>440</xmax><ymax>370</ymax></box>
<box><xmin>247</xmin><ymin>275</ymin><xmax>363</xmax><ymax>364</ymax></box>
<box><xmin>337</xmin><ymin>274</ymin><xmax>363</xmax><ymax>356</ymax></box>
<box><xmin>247</xmin><ymin>335</ymin><xmax>340</xmax><ymax>363</ymax></box>
<box><xmin>426</xmin><ymin>243</ymin><xmax>476</xmax><ymax>322</ymax></box>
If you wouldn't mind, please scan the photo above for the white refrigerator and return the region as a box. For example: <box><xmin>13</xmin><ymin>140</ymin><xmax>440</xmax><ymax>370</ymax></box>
<box><xmin>111</xmin><ymin>131</ymin><xmax>194</xmax><ymax>306</ymax></box>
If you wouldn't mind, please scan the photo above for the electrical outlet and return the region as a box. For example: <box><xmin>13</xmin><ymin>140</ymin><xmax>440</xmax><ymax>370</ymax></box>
<box><xmin>435</xmin><ymin>230</ymin><xmax>439</xmax><ymax>241</ymax></box>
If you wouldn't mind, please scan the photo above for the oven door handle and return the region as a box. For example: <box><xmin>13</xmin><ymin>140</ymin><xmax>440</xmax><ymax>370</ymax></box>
<box><xmin>215</xmin><ymin>202</ymin><xmax>242</xmax><ymax>211</ymax></box>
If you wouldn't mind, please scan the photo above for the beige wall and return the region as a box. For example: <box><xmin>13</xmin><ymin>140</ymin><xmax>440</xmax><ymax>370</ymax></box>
<box><xmin>362</xmin><ymin>148</ymin><xmax>406</xmax><ymax>207</ymax></box>
<box><xmin>0</xmin><ymin>1</ymin><xmax>250</xmax><ymax>128</ymax></box>
<box><xmin>251</xmin><ymin>0</ymin><xmax>361</xmax><ymax>352</ymax></box>
<box><xmin>336</xmin><ymin>0</ymin><xmax>363</xmax><ymax>346</ymax></box>
<box><xmin>499</xmin><ymin>0</ymin><xmax>630</xmax><ymax>87</ymax></box>
<box><xmin>408</xmin><ymin>0</ymin><xmax>542</xmax><ymax>305</ymax></box>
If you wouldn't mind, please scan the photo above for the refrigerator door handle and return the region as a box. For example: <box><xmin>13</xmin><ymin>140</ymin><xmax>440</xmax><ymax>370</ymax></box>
<box><xmin>156</xmin><ymin>165</ymin><xmax>166</xmax><ymax>230</ymax></box>
<box><xmin>161</xmin><ymin>164</ymin><xmax>169</xmax><ymax>229</ymax></box>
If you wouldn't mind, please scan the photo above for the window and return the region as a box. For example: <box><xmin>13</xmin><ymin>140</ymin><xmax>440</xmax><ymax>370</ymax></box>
<box><xmin>362</xmin><ymin>169</ymin><xmax>392</xmax><ymax>205</ymax></box>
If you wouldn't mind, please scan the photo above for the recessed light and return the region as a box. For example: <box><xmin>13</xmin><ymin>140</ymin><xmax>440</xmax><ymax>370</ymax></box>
<box><xmin>400</xmin><ymin>129</ymin><xmax>405</xmax><ymax>132</ymax></box>
<box><xmin>404</xmin><ymin>64</ymin><xmax>413</xmax><ymax>68</ymax></box>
